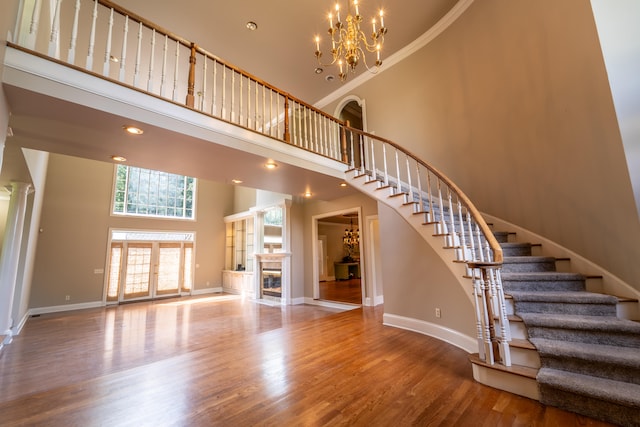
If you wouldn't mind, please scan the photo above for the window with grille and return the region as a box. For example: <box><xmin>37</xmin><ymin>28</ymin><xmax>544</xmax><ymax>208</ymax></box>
<box><xmin>113</xmin><ymin>165</ymin><xmax>196</xmax><ymax>219</ymax></box>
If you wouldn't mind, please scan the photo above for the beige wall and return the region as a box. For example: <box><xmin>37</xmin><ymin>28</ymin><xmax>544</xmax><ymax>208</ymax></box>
<box><xmin>29</xmin><ymin>153</ymin><xmax>233</xmax><ymax>308</ymax></box>
<box><xmin>378</xmin><ymin>204</ymin><xmax>475</xmax><ymax>336</ymax></box>
<box><xmin>325</xmin><ymin>0</ymin><xmax>640</xmax><ymax>291</ymax></box>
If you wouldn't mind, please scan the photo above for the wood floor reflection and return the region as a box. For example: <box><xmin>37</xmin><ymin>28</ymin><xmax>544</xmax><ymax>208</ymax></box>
<box><xmin>0</xmin><ymin>294</ymin><xmax>613</xmax><ymax>426</ymax></box>
<box><xmin>319</xmin><ymin>278</ymin><xmax>362</xmax><ymax>304</ymax></box>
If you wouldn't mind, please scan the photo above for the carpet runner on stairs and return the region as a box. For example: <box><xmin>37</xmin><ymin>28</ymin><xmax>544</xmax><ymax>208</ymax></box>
<box><xmin>497</xmin><ymin>233</ymin><xmax>640</xmax><ymax>426</ymax></box>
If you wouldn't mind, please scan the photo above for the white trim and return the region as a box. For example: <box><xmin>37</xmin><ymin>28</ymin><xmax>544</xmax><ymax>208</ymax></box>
<box><xmin>291</xmin><ymin>296</ymin><xmax>305</xmax><ymax>305</ymax></box>
<box><xmin>333</xmin><ymin>95</ymin><xmax>368</xmax><ymax>134</ymax></box>
<box><xmin>12</xmin><ymin>311</ymin><xmax>30</xmax><ymax>336</ymax></box>
<box><xmin>374</xmin><ymin>295</ymin><xmax>384</xmax><ymax>306</ymax></box>
<box><xmin>303</xmin><ymin>297</ymin><xmax>361</xmax><ymax>311</ymax></box>
<box><xmin>383</xmin><ymin>313</ymin><xmax>476</xmax><ymax>354</ymax></box>
<box><xmin>29</xmin><ymin>301</ymin><xmax>105</xmax><ymax>316</ymax></box>
<box><xmin>315</xmin><ymin>0</ymin><xmax>476</xmax><ymax>108</ymax></box>
<box><xmin>191</xmin><ymin>286</ymin><xmax>223</xmax><ymax>295</ymax></box>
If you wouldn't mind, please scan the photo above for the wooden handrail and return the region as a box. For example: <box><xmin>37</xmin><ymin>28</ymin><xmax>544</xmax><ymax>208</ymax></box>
<box><xmin>342</xmin><ymin>126</ymin><xmax>503</xmax><ymax>264</ymax></box>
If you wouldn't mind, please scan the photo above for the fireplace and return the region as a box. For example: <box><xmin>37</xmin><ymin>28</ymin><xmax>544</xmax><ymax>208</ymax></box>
<box><xmin>261</xmin><ymin>262</ymin><xmax>282</xmax><ymax>297</ymax></box>
<box><xmin>256</xmin><ymin>253</ymin><xmax>290</xmax><ymax>303</ymax></box>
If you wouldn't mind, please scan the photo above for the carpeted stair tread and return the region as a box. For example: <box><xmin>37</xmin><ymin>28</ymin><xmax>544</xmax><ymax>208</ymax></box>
<box><xmin>537</xmin><ymin>368</ymin><xmax>640</xmax><ymax>425</ymax></box>
<box><xmin>502</xmin><ymin>256</ymin><xmax>557</xmax><ymax>273</ymax></box>
<box><xmin>501</xmin><ymin>271</ymin><xmax>586</xmax><ymax>281</ymax></box>
<box><xmin>531</xmin><ymin>338</ymin><xmax>640</xmax><ymax>371</ymax></box>
<box><xmin>519</xmin><ymin>313</ymin><xmax>640</xmax><ymax>334</ymax></box>
<box><xmin>501</xmin><ymin>272</ymin><xmax>587</xmax><ymax>292</ymax></box>
<box><xmin>538</xmin><ymin>367</ymin><xmax>640</xmax><ymax>406</ymax></box>
<box><xmin>508</xmin><ymin>291</ymin><xmax>618</xmax><ymax>304</ymax></box>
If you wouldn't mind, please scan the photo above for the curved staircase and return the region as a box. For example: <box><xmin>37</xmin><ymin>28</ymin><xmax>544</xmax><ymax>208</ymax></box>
<box><xmin>346</xmin><ymin>166</ymin><xmax>640</xmax><ymax>426</ymax></box>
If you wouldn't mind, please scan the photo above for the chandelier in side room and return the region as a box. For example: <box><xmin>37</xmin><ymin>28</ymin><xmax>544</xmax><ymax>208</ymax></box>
<box><xmin>343</xmin><ymin>216</ymin><xmax>359</xmax><ymax>252</ymax></box>
<box><xmin>314</xmin><ymin>0</ymin><xmax>388</xmax><ymax>81</ymax></box>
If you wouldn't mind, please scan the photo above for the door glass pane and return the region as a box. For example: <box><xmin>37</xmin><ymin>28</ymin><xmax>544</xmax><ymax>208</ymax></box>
<box><xmin>124</xmin><ymin>244</ymin><xmax>152</xmax><ymax>299</ymax></box>
<box><xmin>106</xmin><ymin>243</ymin><xmax>123</xmax><ymax>301</ymax></box>
<box><xmin>157</xmin><ymin>244</ymin><xmax>181</xmax><ymax>295</ymax></box>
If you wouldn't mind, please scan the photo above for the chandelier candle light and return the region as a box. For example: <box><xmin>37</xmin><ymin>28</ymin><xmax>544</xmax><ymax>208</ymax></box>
<box><xmin>314</xmin><ymin>0</ymin><xmax>388</xmax><ymax>81</ymax></box>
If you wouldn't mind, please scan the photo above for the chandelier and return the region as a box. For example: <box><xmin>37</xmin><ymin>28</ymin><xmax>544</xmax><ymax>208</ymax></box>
<box><xmin>343</xmin><ymin>216</ymin><xmax>359</xmax><ymax>253</ymax></box>
<box><xmin>314</xmin><ymin>1</ymin><xmax>388</xmax><ymax>81</ymax></box>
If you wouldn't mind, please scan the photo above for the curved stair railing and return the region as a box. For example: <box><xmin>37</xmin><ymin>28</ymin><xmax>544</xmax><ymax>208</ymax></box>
<box><xmin>7</xmin><ymin>0</ymin><xmax>511</xmax><ymax>367</ymax></box>
<box><xmin>340</xmin><ymin>125</ymin><xmax>510</xmax><ymax>366</ymax></box>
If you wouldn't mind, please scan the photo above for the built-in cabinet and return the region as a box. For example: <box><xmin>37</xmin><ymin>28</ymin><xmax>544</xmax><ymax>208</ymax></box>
<box><xmin>223</xmin><ymin>213</ymin><xmax>255</xmax><ymax>296</ymax></box>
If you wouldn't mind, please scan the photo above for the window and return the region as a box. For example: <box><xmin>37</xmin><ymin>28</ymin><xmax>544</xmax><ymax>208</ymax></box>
<box><xmin>113</xmin><ymin>165</ymin><xmax>196</xmax><ymax>219</ymax></box>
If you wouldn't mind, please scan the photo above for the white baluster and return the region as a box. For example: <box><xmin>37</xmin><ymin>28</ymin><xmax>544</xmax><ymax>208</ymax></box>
<box><xmin>405</xmin><ymin>157</ymin><xmax>413</xmax><ymax>202</ymax></box>
<box><xmin>473</xmin><ymin>278</ymin><xmax>486</xmax><ymax>361</ymax></box>
<box><xmin>231</xmin><ymin>71</ymin><xmax>236</xmax><ymax>122</ymax></box>
<box><xmin>394</xmin><ymin>148</ymin><xmax>401</xmax><ymax>194</ymax></box>
<box><xmin>246</xmin><ymin>78</ymin><xmax>251</xmax><ymax>127</ymax></box>
<box><xmin>102</xmin><ymin>8</ymin><xmax>114</xmax><ymax>77</ymax></box>
<box><xmin>200</xmin><ymin>57</ymin><xmax>207</xmax><ymax>111</ymax></box>
<box><xmin>447</xmin><ymin>190</ymin><xmax>458</xmax><ymax>247</ymax></box>
<box><xmin>415</xmin><ymin>163</ymin><xmax>423</xmax><ymax>212</ymax></box>
<box><xmin>222</xmin><ymin>67</ymin><xmax>226</xmax><ymax>119</ymax></box>
<box><xmin>382</xmin><ymin>143</ymin><xmax>389</xmax><ymax>186</ymax></box>
<box><xmin>426</xmin><ymin>171</ymin><xmax>434</xmax><ymax>222</ymax></box>
<box><xmin>85</xmin><ymin>0</ymin><xmax>98</xmax><ymax>69</ymax></box>
<box><xmin>262</xmin><ymin>85</ymin><xmax>266</xmax><ymax>133</ymax></box>
<box><xmin>172</xmin><ymin>39</ymin><xmax>179</xmax><ymax>102</ymax></box>
<box><xmin>239</xmin><ymin>75</ymin><xmax>243</xmax><ymax>124</ymax></box>
<box><xmin>48</xmin><ymin>0</ymin><xmax>62</xmax><ymax>59</ymax></box>
<box><xmin>269</xmin><ymin>89</ymin><xmax>273</xmax><ymax>136</ymax></box>
<box><xmin>457</xmin><ymin>202</ymin><xmax>468</xmax><ymax>261</ymax></box>
<box><xmin>160</xmin><ymin>35</ymin><xmax>168</xmax><ymax>97</ymax></box>
<box><xmin>132</xmin><ymin>22</ymin><xmax>143</xmax><ymax>87</ymax></box>
<box><xmin>24</xmin><ymin>0</ymin><xmax>42</xmax><ymax>50</ymax></box>
<box><xmin>212</xmin><ymin>60</ymin><xmax>217</xmax><ymax>115</ymax></box>
<box><xmin>254</xmin><ymin>79</ymin><xmax>259</xmax><ymax>130</ymax></box>
<box><xmin>67</xmin><ymin>0</ymin><xmax>81</xmax><ymax>64</ymax></box>
<box><xmin>147</xmin><ymin>29</ymin><xmax>156</xmax><ymax>92</ymax></box>
<box><xmin>437</xmin><ymin>180</ymin><xmax>446</xmax><ymax>234</ymax></box>
<box><xmin>118</xmin><ymin>16</ymin><xmax>129</xmax><ymax>82</ymax></box>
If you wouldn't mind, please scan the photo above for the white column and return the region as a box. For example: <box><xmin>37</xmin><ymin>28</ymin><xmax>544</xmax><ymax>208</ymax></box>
<box><xmin>0</xmin><ymin>182</ymin><xmax>32</xmax><ymax>336</ymax></box>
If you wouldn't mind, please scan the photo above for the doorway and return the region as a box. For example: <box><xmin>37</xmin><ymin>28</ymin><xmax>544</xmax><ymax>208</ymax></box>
<box><xmin>105</xmin><ymin>230</ymin><xmax>194</xmax><ymax>303</ymax></box>
<box><xmin>313</xmin><ymin>209</ymin><xmax>363</xmax><ymax>305</ymax></box>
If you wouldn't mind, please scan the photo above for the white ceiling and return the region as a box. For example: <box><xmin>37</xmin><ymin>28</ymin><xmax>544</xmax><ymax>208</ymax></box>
<box><xmin>1</xmin><ymin>0</ymin><xmax>461</xmax><ymax>200</ymax></box>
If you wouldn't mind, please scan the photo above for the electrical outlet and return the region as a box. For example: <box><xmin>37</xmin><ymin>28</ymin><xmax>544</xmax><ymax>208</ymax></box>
<box><xmin>65</xmin><ymin>295</ymin><xmax>70</xmax><ymax>301</ymax></box>
<box><xmin>435</xmin><ymin>308</ymin><xmax>441</xmax><ymax>318</ymax></box>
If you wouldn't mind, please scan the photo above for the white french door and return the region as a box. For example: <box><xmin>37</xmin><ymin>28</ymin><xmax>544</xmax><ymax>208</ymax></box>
<box><xmin>106</xmin><ymin>235</ymin><xmax>194</xmax><ymax>303</ymax></box>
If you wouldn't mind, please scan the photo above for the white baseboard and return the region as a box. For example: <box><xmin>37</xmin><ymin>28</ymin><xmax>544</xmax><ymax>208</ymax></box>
<box><xmin>383</xmin><ymin>313</ymin><xmax>476</xmax><ymax>354</ymax></box>
<box><xmin>374</xmin><ymin>295</ymin><xmax>384</xmax><ymax>306</ymax></box>
<box><xmin>29</xmin><ymin>301</ymin><xmax>105</xmax><ymax>316</ymax></box>
<box><xmin>303</xmin><ymin>297</ymin><xmax>361</xmax><ymax>311</ymax></box>
<box><xmin>192</xmin><ymin>286</ymin><xmax>223</xmax><ymax>295</ymax></box>
<box><xmin>12</xmin><ymin>312</ymin><xmax>31</xmax><ymax>336</ymax></box>
<box><xmin>291</xmin><ymin>297</ymin><xmax>305</xmax><ymax>305</ymax></box>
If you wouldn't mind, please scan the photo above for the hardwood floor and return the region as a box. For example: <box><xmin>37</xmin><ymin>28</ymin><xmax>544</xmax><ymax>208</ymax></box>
<box><xmin>0</xmin><ymin>294</ymin><xmax>613</xmax><ymax>426</ymax></box>
<box><xmin>319</xmin><ymin>278</ymin><xmax>362</xmax><ymax>304</ymax></box>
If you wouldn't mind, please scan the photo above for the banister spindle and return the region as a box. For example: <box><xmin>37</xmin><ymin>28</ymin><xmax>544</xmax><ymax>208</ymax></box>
<box><xmin>394</xmin><ymin>148</ymin><xmax>401</xmax><ymax>194</ymax></box>
<box><xmin>160</xmin><ymin>35</ymin><xmax>168</xmax><ymax>97</ymax></box>
<box><xmin>199</xmin><ymin>56</ymin><xmax>207</xmax><ymax>111</ymax></box>
<box><xmin>221</xmin><ymin>66</ymin><xmax>227</xmax><ymax>118</ymax></box>
<box><xmin>85</xmin><ymin>0</ymin><xmax>98</xmax><ymax>68</ymax></box>
<box><xmin>246</xmin><ymin>78</ymin><xmax>251</xmax><ymax>127</ymax></box>
<box><xmin>172</xmin><ymin>39</ymin><xmax>179</xmax><ymax>102</ymax></box>
<box><xmin>284</xmin><ymin>97</ymin><xmax>290</xmax><ymax>142</ymax></box>
<box><xmin>405</xmin><ymin>157</ymin><xmax>413</xmax><ymax>202</ymax></box>
<box><xmin>457</xmin><ymin>201</ymin><xmax>468</xmax><ymax>261</ymax></box>
<box><xmin>472</xmin><ymin>278</ymin><xmax>486</xmax><ymax>361</ymax></box>
<box><xmin>133</xmin><ymin>22</ymin><xmax>143</xmax><ymax>87</ymax></box>
<box><xmin>25</xmin><ymin>0</ymin><xmax>42</xmax><ymax>50</ymax></box>
<box><xmin>48</xmin><ymin>0</ymin><xmax>62</xmax><ymax>59</ymax></box>
<box><xmin>382</xmin><ymin>143</ymin><xmax>389</xmax><ymax>186</ymax></box>
<box><xmin>119</xmin><ymin>16</ymin><xmax>129</xmax><ymax>82</ymax></box>
<box><xmin>369</xmin><ymin>136</ymin><xmax>377</xmax><ymax>180</ymax></box>
<box><xmin>212</xmin><ymin>60</ymin><xmax>218</xmax><ymax>115</ymax></box>
<box><xmin>239</xmin><ymin>75</ymin><xmax>243</xmax><ymax>124</ymax></box>
<box><xmin>231</xmin><ymin>71</ymin><xmax>236</xmax><ymax>122</ymax></box>
<box><xmin>269</xmin><ymin>89</ymin><xmax>274</xmax><ymax>135</ymax></box>
<box><xmin>415</xmin><ymin>163</ymin><xmax>424</xmax><ymax>213</ymax></box>
<box><xmin>447</xmin><ymin>189</ymin><xmax>458</xmax><ymax>248</ymax></box>
<box><xmin>425</xmin><ymin>171</ymin><xmax>434</xmax><ymax>223</ymax></box>
<box><xmin>67</xmin><ymin>0</ymin><xmax>81</xmax><ymax>64</ymax></box>
<box><xmin>147</xmin><ymin>29</ymin><xmax>156</xmax><ymax>92</ymax></box>
<box><xmin>102</xmin><ymin>8</ymin><xmax>114</xmax><ymax>77</ymax></box>
<box><xmin>262</xmin><ymin>85</ymin><xmax>266</xmax><ymax>132</ymax></box>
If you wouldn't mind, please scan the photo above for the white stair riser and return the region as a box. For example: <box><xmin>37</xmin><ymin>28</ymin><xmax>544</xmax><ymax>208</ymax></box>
<box><xmin>510</xmin><ymin>346</ymin><xmax>540</xmax><ymax>369</ymax></box>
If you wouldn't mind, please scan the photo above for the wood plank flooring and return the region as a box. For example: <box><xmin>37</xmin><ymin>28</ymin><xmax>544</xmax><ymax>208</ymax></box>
<box><xmin>319</xmin><ymin>278</ymin><xmax>362</xmax><ymax>305</ymax></box>
<box><xmin>0</xmin><ymin>294</ymin><xmax>614</xmax><ymax>426</ymax></box>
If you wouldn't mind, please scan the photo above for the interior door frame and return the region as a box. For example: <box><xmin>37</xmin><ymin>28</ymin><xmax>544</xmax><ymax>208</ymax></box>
<box><xmin>311</xmin><ymin>207</ymin><xmax>364</xmax><ymax>303</ymax></box>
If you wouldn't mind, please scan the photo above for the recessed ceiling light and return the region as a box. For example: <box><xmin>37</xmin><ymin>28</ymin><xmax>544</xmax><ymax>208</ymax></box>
<box><xmin>123</xmin><ymin>125</ymin><xmax>143</xmax><ymax>135</ymax></box>
<box><xmin>265</xmin><ymin>161</ymin><xmax>278</xmax><ymax>169</ymax></box>
<box><xmin>110</xmin><ymin>55</ymin><xmax>119</xmax><ymax>63</ymax></box>
<box><xmin>340</xmin><ymin>182</ymin><xmax>347</xmax><ymax>187</ymax></box>
<box><xmin>315</xmin><ymin>67</ymin><xmax>323</xmax><ymax>74</ymax></box>
<box><xmin>231</xmin><ymin>179</ymin><xmax>243</xmax><ymax>184</ymax></box>
<box><xmin>111</xmin><ymin>155</ymin><xmax>127</xmax><ymax>162</ymax></box>
<box><xmin>246</xmin><ymin>21</ymin><xmax>258</xmax><ymax>31</ymax></box>
<box><xmin>325</xmin><ymin>75</ymin><xmax>335</xmax><ymax>82</ymax></box>
<box><xmin>304</xmin><ymin>191</ymin><xmax>313</xmax><ymax>198</ymax></box>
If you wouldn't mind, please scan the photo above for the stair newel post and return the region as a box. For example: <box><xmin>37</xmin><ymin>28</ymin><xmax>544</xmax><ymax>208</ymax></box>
<box><xmin>470</xmin><ymin>263</ymin><xmax>501</xmax><ymax>365</ymax></box>
<box><xmin>283</xmin><ymin>96</ymin><xmax>291</xmax><ymax>143</ymax></box>
<box><xmin>472</xmin><ymin>274</ymin><xmax>486</xmax><ymax>361</ymax></box>
<box><xmin>102</xmin><ymin>8</ymin><xmax>114</xmax><ymax>77</ymax></box>
<box><xmin>67</xmin><ymin>0</ymin><xmax>81</xmax><ymax>64</ymax></box>
<box><xmin>185</xmin><ymin>42</ymin><xmax>197</xmax><ymax>108</ymax></box>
